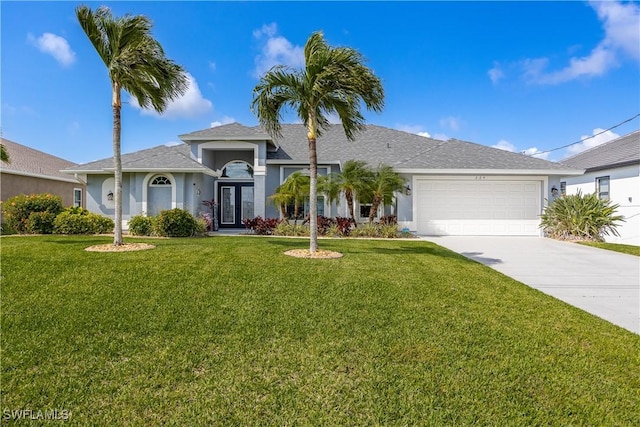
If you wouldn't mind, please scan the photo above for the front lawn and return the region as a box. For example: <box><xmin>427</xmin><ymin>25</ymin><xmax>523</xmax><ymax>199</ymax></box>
<box><xmin>577</xmin><ymin>240</ymin><xmax>640</xmax><ymax>256</ymax></box>
<box><xmin>2</xmin><ymin>236</ymin><xmax>639</xmax><ymax>425</ymax></box>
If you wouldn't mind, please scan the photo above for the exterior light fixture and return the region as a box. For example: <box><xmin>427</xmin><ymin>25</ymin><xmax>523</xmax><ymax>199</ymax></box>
<box><xmin>551</xmin><ymin>186</ymin><xmax>559</xmax><ymax>198</ymax></box>
<box><xmin>405</xmin><ymin>185</ymin><xmax>411</xmax><ymax>196</ymax></box>
<box><xmin>107</xmin><ymin>191</ymin><xmax>114</xmax><ymax>201</ymax></box>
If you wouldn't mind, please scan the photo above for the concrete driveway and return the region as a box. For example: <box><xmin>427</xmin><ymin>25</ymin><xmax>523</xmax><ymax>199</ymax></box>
<box><xmin>421</xmin><ymin>236</ymin><xmax>640</xmax><ymax>334</ymax></box>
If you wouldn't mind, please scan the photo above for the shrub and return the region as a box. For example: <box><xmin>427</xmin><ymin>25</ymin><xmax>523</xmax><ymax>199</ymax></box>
<box><xmin>53</xmin><ymin>208</ymin><xmax>114</xmax><ymax>235</ymax></box>
<box><xmin>2</xmin><ymin>193</ymin><xmax>63</xmax><ymax>234</ymax></box>
<box><xmin>302</xmin><ymin>215</ymin><xmax>334</xmax><ymax>236</ymax></box>
<box><xmin>540</xmin><ymin>190</ymin><xmax>624</xmax><ymax>241</ymax></box>
<box><xmin>242</xmin><ymin>216</ymin><xmax>281</xmax><ymax>235</ymax></box>
<box><xmin>26</xmin><ymin>211</ymin><xmax>57</xmax><ymax>234</ymax></box>
<box><xmin>378</xmin><ymin>215</ymin><xmax>397</xmax><ymax>225</ymax></box>
<box><xmin>334</xmin><ymin>217</ymin><xmax>355</xmax><ymax>236</ymax></box>
<box><xmin>274</xmin><ymin>221</ymin><xmax>309</xmax><ymax>236</ymax></box>
<box><xmin>154</xmin><ymin>208</ymin><xmax>200</xmax><ymax>237</ymax></box>
<box><xmin>128</xmin><ymin>214</ymin><xmax>155</xmax><ymax>236</ymax></box>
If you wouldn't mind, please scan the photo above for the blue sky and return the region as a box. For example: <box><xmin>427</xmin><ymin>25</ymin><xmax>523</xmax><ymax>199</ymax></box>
<box><xmin>2</xmin><ymin>1</ymin><xmax>639</xmax><ymax>164</ymax></box>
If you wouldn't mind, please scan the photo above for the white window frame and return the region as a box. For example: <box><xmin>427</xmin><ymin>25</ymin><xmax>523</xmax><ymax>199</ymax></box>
<box><xmin>73</xmin><ymin>188</ymin><xmax>83</xmax><ymax>208</ymax></box>
<box><xmin>596</xmin><ymin>176</ymin><xmax>610</xmax><ymax>201</ymax></box>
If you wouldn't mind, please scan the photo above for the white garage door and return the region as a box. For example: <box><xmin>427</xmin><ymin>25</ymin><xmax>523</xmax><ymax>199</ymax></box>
<box><xmin>416</xmin><ymin>179</ymin><xmax>542</xmax><ymax>236</ymax></box>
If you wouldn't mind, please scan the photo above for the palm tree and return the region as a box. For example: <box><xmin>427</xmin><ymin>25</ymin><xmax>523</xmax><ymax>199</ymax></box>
<box><xmin>271</xmin><ymin>171</ymin><xmax>310</xmax><ymax>222</ymax></box>
<box><xmin>364</xmin><ymin>164</ymin><xmax>406</xmax><ymax>223</ymax></box>
<box><xmin>0</xmin><ymin>144</ymin><xmax>9</xmax><ymax>163</ymax></box>
<box><xmin>252</xmin><ymin>31</ymin><xmax>383</xmax><ymax>253</ymax></box>
<box><xmin>337</xmin><ymin>160</ymin><xmax>373</xmax><ymax>221</ymax></box>
<box><xmin>76</xmin><ymin>5</ymin><xmax>187</xmax><ymax>245</ymax></box>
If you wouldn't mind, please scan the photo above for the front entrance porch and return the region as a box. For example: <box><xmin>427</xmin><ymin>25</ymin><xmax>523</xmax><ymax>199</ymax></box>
<box><xmin>218</xmin><ymin>182</ymin><xmax>254</xmax><ymax>228</ymax></box>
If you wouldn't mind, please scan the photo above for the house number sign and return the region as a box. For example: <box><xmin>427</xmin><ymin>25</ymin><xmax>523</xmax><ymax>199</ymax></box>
<box><xmin>475</xmin><ymin>176</ymin><xmax>486</xmax><ymax>180</ymax></box>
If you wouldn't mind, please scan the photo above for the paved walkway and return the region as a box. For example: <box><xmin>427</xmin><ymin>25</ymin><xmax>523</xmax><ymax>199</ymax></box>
<box><xmin>421</xmin><ymin>236</ymin><xmax>640</xmax><ymax>334</ymax></box>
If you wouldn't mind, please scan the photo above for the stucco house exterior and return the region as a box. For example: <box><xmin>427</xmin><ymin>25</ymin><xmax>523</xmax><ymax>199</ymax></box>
<box><xmin>1</xmin><ymin>138</ymin><xmax>85</xmax><ymax>208</ymax></box>
<box><xmin>560</xmin><ymin>130</ymin><xmax>640</xmax><ymax>246</ymax></box>
<box><xmin>63</xmin><ymin>123</ymin><xmax>582</xmax><ymax>236</ymax></box>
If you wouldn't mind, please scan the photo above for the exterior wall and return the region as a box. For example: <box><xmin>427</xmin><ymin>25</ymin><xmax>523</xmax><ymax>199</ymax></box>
<box><xmin>0</xmin><ymin>172</ymin><xmax>85</xmax><ymax>207</ymax></box>
<box><xmin>563</xmin><ymin>164</ymin><xmax>640</xmax><ymax>245</ymax></box>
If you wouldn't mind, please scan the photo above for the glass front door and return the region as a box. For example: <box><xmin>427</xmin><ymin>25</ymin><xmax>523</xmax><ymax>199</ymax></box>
<box><xmin>219</xmin><ymin>183</ymin><xmax>254</xmax><ymax>228</ymax></box>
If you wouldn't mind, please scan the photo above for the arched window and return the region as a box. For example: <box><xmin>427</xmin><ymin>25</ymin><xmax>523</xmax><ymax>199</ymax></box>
<box><xmin>150</xmin><ymin>175</ymin><xmax>172</xmax><ymax>186</ymax></box>
<box><xmin>221</xmin><ymin>161</ymin><xmax>253</xmax><ymax>179</ymax></box>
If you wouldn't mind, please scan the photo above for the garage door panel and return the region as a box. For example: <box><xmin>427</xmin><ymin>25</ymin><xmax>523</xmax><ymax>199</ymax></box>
<box><xmin>417</xmin><ymin>179</ymin><xmax>542</xmax><ymax>236</ymax></box>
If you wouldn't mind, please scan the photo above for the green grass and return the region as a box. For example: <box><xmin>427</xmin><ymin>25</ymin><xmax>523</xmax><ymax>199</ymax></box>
<box><xmin>2</xmin><ymin>236</ymin><xmax>639</xmax><ymax>425</ymax></box>
<box><xmin>577</xmin><ymin>240</ymin><xmax>640</xmax><ymax>256</ymax></box>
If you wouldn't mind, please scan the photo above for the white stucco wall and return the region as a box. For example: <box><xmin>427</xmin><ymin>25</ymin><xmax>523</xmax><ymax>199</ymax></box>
<box><xmin>563</xmin><ymin>164</ymin><xmax>640</xmax><ymax>246</ymax></box>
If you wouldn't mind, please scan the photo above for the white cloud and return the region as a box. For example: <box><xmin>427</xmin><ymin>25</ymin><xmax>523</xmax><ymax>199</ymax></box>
<box><xmin>210</xmin><ymin>116</ymin><xmax>236</xmax><ymax>127</ymax></box>
<box><xmin>132</xmin><ymin>73</ymin><xmax>212</xmax><ymax>119</ymax></box>
<box><xmin>522</xmin><ymin>147</ymin><xmax>550</xmax><ymax>160</ymax></box>
<box><xmin>68</xmin><ymin>121</ymin><xmax>80</xmax><ymax>135</ymax></box>
<box><xmin>432</xmin><ymin>133</ymin><xmax>449</xmax><ymax>141</ymax></box>
<box><xmin>208</xmin><ymin>61</ymin><xmax>216</xmax><ymax>72</ymax></box>
<box><xmin>492</xmin><ymin>139</ymin><xmax>516</xmax><ymax>152</ymax></box>
<box><xmin>439</xmin><ymin>116</ymin><xmax>462</xmax><ymax>132</ymax></box>
<box><xmin>28</xmin><ymin>32</ymin><xmax>75</xmax><ymax>66</ymax></box>
<box><xmin>493</xmin><ymin>139</ymin><xmax>550</xmax><ymax>159</ymax></box>
<box><xmin>488</xmin><ymin>63</ymin><xmax>505</xmax><ymax>84</ymax></box>
<box><xmin>397</xmin><ymin>124</ymin><xmax>431</xmax><ymax>138</ymax></box>
<box><xmin>164</xmin><ymin>141</ymin><xmax>182</xmax><ymax>147</ymax></box>
<box><xmin>564</xmin><ymin>128</ymin><xmax>620</xmax><ymax>157</ymax></box>
<box><xmin>253</xmin><ymin>22</ymin><xmax>304</xmax><ymax>78</ymax></box>
<box><xmin>517</xmin><ymin>1</ymin><xmax>639</xmax><ymax>84</ymax></box>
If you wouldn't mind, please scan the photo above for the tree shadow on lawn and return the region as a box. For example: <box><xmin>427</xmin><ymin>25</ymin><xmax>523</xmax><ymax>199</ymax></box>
<box><xmin>267</xmin><ymin>238</ymin><xmax>468</xmax><ymax>260</ymax></box>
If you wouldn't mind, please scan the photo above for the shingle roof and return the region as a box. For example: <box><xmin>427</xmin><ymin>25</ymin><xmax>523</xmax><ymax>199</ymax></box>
<box><xmin>1</xmin><ymin>138</ymin><xmax>78</xmax><ymax>181</ymax></box>
<box><xmin>560</xmin><ymin>130</ymin><xmax>640</xmax><ymax>171</ymax></box>
<box><xmin>63</xmin><ymin>143</ymin><xmax>216</xmax><ymax>174</ymax></box>
<box><xmin>179</xmin><ymin>122</ymin><xmax>272</xmax><ymax>141</ymax></box>
<box><xmin>64</xmin><ymin>123</ymin><xmax>583</xmax><ymax>174</ymax></box>
<box><xmin>267</xmin><ymin>124</ymin><xmax>578</xmax><ymax>172</ymax></box>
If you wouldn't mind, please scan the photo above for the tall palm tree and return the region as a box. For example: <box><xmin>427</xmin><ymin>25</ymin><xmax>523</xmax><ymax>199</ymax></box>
<box><xmin>76</xmin><ymin>5</ymin><xmax>187</xmax><ymax>245</ymax></box>
<box><xmin>0</xmin><ymin>144</ymin><xmax>9</xmax><ymax>163</ymax></box>
<box><xmin>252</xmin><ymin>31</ymin><xmax>384</xmax><ymax>253</ymax></box>
<box><xmin>364</xmin><ymin>164</ymin><xmax>406</xmax><ymax>223</ymax></box>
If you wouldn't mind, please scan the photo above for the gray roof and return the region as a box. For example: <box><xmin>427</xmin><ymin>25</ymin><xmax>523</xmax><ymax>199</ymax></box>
<box><xmin>1</xmin><ymin>138</ymin><xmax>79</xmax><ymax>181</ymax></box>
<box><xmin>63</xmin><ymin>143</ymin><xmax>216</xmax><ymax>175</ymax></box>
<box><xmin>64</xmin><ymin>123</ymin><xmax>583</xmax><ymax>175</ymax></box>
<box><xmin>179</xmin><ymin>122</ymin><xmax>272</xmax><ymax>142</ymax></box>
<box><xmin>560</xmin><ymin>130</ymin><xmax>640</xmax><ymax>171</ymax></box>
<box><xmin>267</xmin><ymin>124</ymin><xmax>578</xmax><ymax>172</ymax></box>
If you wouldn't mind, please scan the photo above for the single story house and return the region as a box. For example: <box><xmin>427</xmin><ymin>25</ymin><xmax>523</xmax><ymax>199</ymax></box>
<box><xmin>63</xmin><ymin>123</ymin><xmax>583</xmax><ymax>236</ymax></box>
<box><xmin>1</xmin><ymin>138</ymin><xmax>85</xmax><ymax>208</ymax></box>
<box><xmin>560</xmin><ymin>130</ymin><xmax>639</xmax><ymax>246</ymax></box>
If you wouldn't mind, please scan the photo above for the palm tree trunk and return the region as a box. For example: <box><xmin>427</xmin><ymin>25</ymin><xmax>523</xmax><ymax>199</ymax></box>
<box><xmin>369</xmin><ymin>195</ymin><xmax>382</xmax><ymax>223</ymax></box>
<box><xmin>307</xmin><ymin>117</ymin><xmax>318</xmax><ymax>253</ymax></box>
<box><xmin>345</xmin><ymin>189</ymin><xmax>355</xmax><ymax>220</ymax></box>
<box><xmin>112</xmin><ymin>82</ymin><xmax>123</xmax><ymax>246</ymax></box>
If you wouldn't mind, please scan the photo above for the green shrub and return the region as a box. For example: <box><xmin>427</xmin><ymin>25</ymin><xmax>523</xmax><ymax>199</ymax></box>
<box><xmin>274</xmin><ymin>221</ymin><xmax>310</xmax><ymax>236</ymax></box>
<box><xmin>154</xmin><ymin>208</ymin><xmax>200</xmax><ymax>237</ymax></box>
<box><xmin>540</xmin><ymin>190</ymin><xmax>624</xmax><ymax>241</ymax></box>
<box><xmin>2</xmin><ymin>193</ymin><xmax>63</xmax><ymax>233</ymax></box>
<box><xmin>53</xmin><ymin>208</ymin><xmax>114</xmax><ymax>235</ymax></box>
<box><xmin>26</xmin><ymin>211</ymin><xmax>57</xmax><ymax>234</ymax></box>
<box><xmin>128</xmin><ymin>214</ymin><xmax>155</xmax><ymax>236</ymax></box>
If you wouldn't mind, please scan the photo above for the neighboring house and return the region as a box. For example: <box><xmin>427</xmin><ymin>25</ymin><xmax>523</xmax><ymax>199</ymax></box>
<box><xmin>560</xmin><ymin>130</ymin><xmax>640</xmax><ymax>246</ymax></box>
<box><xmin>63</xmin><ymin>123</ymin><xmax>582</xmax><ymax>236</ymax></box>
<box><xmin>0</xmin><ymin>138</ymin><xmax>85</xmax><ymax>208</ymax></box>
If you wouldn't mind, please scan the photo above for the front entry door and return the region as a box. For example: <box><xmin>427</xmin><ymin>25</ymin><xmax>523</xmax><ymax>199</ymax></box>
<box><xmin>219</xmin><ymin>183</ymin><xmax>254</xmax><ymax>228</ymax></box>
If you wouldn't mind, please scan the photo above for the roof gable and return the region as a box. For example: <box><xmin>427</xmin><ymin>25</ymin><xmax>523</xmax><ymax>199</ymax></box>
<box><xmin>560</xmin><ymin>130</ymin><xmax>640</xmax><ymax>171</ymax></box>
<box><xmin>179</xmin><ymin>123</ymin><xmax>271</xmax><ymax>141</ymax></box>
<box><xmin>64</xmin><ymin>144</ymin><xmax>214</xmax><ymax>174</ymax></box>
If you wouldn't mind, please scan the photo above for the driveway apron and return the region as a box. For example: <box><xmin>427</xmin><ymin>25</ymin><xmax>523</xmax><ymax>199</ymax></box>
<box><xmin>421</xmin><ymin>236</ymin><xmax>640</xmax><ymax>334</ymax></box>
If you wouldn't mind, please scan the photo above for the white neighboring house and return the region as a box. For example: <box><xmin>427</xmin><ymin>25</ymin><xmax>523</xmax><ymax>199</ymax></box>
<box><xmin>560</xmin><ymin>130</ymin><xmax>640</xmax><ymax>246</ymax></box>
